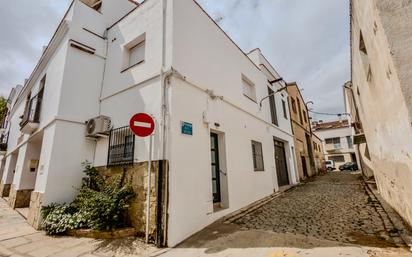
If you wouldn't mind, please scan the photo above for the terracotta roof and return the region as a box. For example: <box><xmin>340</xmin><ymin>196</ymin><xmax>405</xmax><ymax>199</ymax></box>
<box><xmin>312</xmin><ymin>120</ymin><xmax>350</xmax><ymax>130</ymax></box>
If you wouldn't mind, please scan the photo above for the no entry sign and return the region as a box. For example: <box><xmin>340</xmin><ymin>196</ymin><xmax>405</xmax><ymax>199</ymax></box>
<box><xmin>129</xmin><ymin>113</ymin><xmax>155</xmax><ymax>137</ymax></box>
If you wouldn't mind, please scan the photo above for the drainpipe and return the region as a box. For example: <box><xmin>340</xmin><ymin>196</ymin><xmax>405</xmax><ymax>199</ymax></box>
<box><xmin>159</xmin><ymin>0</ymin><xmax>169</xmax><ymax>247</ymax></box>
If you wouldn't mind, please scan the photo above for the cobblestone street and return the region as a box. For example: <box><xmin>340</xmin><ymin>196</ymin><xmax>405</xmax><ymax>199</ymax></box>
<box><xmin>234</xmin><ymin>172</ymin><xmax>400</xmax><ymax>246</ymax></box>
<box><xmin>162</xmin><ymin>172</ymin><xmax>412</xmax><ymax>257</ymax></box>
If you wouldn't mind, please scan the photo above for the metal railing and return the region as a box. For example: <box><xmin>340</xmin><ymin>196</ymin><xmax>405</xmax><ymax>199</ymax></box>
<box><xmin>20</xmin><ymin>93</ymin><xmax>42</xmax><ymax>127</ymax></box>
<box><xmin>107</xmin><ymin>126</ymin><xmax>135</xmax><ymax>167</ymax></box>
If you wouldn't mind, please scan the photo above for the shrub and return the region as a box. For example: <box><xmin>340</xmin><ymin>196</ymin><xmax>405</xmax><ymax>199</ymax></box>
<box><xmin>42</xmin><ymin>163</ymin><xmax>135</xmax><ymax>235</ymax></box>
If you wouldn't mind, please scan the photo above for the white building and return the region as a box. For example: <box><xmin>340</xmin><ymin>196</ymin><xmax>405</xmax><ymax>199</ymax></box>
<box><xmin>313</xmin><ymin>120</ymin><xmax>357</xmax><ymax>169</ymax></box>
<box><xmin>0</xmin><ymin>0</ymin><xmax>298</xmax><ymax>246</ymax></box>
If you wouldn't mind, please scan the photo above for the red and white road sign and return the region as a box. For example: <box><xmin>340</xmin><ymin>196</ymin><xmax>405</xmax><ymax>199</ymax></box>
<box><xmin>129</xmin><ymin>113</ymin><xmax>155</xmax><ymax>137</ymax></box>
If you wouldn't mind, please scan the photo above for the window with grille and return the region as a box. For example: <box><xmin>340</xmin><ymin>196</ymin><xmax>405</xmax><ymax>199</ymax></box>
<box><xmin>251</xmin><ymin>140</ymin><xmax>264</xmax><ymax>171</ymax></box>
<box><xmin>107</xmin><ymin>126</ymin><xmax>135</xmax><ymax>167</ymax></box>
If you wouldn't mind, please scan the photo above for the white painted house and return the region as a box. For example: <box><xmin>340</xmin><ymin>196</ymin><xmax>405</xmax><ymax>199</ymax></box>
<box><xmin>0</xmin><ymin>0</ymin><xmax>298</xmax><ymax>247</ymax></box>
<box><xmin>313</xmin><ymin>120</ymin><xmax>358</xmax><ymax>169</ymax></box>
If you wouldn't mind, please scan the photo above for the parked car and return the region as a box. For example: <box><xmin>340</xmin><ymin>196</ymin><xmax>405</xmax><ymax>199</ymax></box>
<box><xmin>325</xmin><ymin>160</ymin><xmax>335</xmax><ymax>171</ymax></box>
<box><xmin>339</xmin><ymin>162</ymin><xmax>358</xmax><ymax>171</ymax></box>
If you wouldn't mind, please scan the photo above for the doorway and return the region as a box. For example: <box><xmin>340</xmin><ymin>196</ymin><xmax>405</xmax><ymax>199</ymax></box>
<box><xmin>274</xmin><ymin>139</ymin><xmax>290</xmax><ymax>187</ymax></box>
<box><xmin>210</xmin><ymin>133</ymin><xmax>221</xmax><ymax>203</ymax></box>
<box><xmin>301</xmin><ymin>156</ymin><xmax>308</xmax><ymax>178</ymax></box>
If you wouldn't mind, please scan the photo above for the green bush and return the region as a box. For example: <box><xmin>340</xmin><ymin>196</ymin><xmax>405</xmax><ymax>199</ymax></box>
<box><xmin>41</xmin><ymin>163</ymin><xmax>135</xmax><ymax>235</ymax></box>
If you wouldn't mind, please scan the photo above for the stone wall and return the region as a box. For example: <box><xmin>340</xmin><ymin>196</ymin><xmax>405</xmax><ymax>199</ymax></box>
<box><xmin>0</xmin><ymin>182</ymin><xmax>11</xmax><ymax>197</ymax></box>
<box><xmin>27</xmin><ymin>191</ymin><xmax>44</xmax><ymax>229</ymax></box>
<box><xmin>8</xmin><ymin>185</ymin><xmax>33</xmax><ymax>208</ymax></box>
<box><xmin>351</xmin><ymin>0</ymin><xmax>412</xmax><ymax>228</ymax></box>
<box><xmin>97</xmin><ymin>160</ymin><xmax>168</xmax><ymax>243</ymax></box>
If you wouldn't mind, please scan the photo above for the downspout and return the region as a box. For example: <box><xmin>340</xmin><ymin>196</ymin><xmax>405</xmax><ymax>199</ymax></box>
<box><xmin>160</xmin><ymin>0</ymin><xmax>170</xmax><ymax>247</ymax></box>
<box><xmin>92</xmin><ymin>29</ymin><xmax>109</xmax><ymax>166</ymax></box>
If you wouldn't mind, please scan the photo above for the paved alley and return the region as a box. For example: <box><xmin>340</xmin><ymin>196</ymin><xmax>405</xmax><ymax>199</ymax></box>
<box><xmin>161</xmin><ymin>172</ymin><xmax>412</xmax><ymax>257</ymax></box>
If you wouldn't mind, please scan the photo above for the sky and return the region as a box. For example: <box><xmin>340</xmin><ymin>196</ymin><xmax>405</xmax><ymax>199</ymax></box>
<box><xmin>0</xmin><ymin>0</ymin><xmax>349</xmax><ymax>120</ymax></box>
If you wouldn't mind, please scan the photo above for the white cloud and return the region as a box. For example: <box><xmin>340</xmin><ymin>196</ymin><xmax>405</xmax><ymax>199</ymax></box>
<box><xmin>0</xmin><ymin>0</ymin><xmax>70</xmax><ymax>96</ymax></box>
<box><xmin>0</xmin><ymin>0</ymin><xmax>350</xmax><ymax>122</ymax></box>
<box><xmin>198</xmin><ymin>0</ymin><xmax>350</xmax><ymax>120</ymax></box>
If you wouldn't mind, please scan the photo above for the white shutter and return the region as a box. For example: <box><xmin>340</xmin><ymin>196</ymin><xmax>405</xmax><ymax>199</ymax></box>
<box><xmin>129</xmin><ymin>41</ymin><xmax>145</xmax><ymax>67</ymax></box>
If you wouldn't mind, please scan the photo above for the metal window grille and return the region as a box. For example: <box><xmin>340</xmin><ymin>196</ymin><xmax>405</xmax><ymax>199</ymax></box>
<box><xmin>107</xmin><ymin>126</ymin><xmax>135</xmax><ymax>167</ymax></box>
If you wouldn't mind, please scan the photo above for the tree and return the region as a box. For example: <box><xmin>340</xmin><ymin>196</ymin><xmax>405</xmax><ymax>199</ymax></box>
<box><xmin>0</xmin><ymin>97</ymin><xmax>7</xmax><ymax>124</ymax></box>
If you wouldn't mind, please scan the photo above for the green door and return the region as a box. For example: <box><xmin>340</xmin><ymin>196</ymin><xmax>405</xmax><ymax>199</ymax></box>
<box><xmin>210</xmin><ymin>133</ymin><xmax>221</xmax><ymax>203</ymax></box>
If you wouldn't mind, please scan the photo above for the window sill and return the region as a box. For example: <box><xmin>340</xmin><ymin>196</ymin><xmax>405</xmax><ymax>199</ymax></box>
<box><xmin>121</xmin><ymin>60</ymin><xmax>145</xmax><ymax>73</ymax></box>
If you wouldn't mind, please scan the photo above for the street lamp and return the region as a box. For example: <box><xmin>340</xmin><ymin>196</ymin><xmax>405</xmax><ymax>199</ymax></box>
<box><xmin>259</xmin><ymin>78</ymin><xmax>289</xmax><ymax>109</ymax></box>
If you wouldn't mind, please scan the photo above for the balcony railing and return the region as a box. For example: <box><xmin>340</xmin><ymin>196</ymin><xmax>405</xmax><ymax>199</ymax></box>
<box><xmin>20</xmin><ymin>94</ymin><xmax>42</xmax><ymax>128</ymax></box>
<box><xmin>107</xmin><ymin>126</ymin><xmax>135</xmax><ymax>167</ymax></box>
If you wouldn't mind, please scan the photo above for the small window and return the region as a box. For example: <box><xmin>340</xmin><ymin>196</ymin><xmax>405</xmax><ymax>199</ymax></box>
<box><xmin>291</xmin><ymin>98</ymin><xmax>297</xmax><ymax>113</ymax></box>
<box><xmin>242</xmin><ymin>75</ymin><xmax>256</xmax><ymax>102</ymax></box>
<box><xmin>268</xmin><ymin>87</ymin><xmax>278</xmax><ymax>126</ymax></box>
<box><xmin>347</xmin><ymin>136</ymin><xmax>353</xmax><ymax>149</ymax></box>
<box><xmin>282</xmin><ymin>100</ymin><xmax>288</xmax><ymax>119</ymax></box>
<box><xmin>303</xmin><ymin>111</ymin><xmax>307</xmax><ymax>123</ymax></box>
<box><xmin>325</xmin><ymin>137</ymin><xmax>341</xmax><ymax>149</ymax></box>
<box><xmin>297</xmin><ymin>99</ymin><xmax>303</xmax><ymax>124</ymax></box>
<box><xmin>129</xmin><ymin>40</ymin><xmax>145</xmax><ymax>68</ymax></box>
<box><xmin>251</xmin><ymin>141</ymin><xmax>264</xmax><ymax>171</ymax></box>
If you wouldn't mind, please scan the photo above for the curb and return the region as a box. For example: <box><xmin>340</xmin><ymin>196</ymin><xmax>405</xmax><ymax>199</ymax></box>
<box><xmin>364</xmin><ymin>181</ymin><xmax>412</xmax><ymax>250</ymax></box>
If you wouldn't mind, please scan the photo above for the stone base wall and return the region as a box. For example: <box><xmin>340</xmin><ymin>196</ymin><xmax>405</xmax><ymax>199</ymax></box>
<box><xmin>0</xmin><ymin>182</ymin><xmax>11</xmax><ymax>197</ymax></box>
<box><xmin>8</xmin><ymin>185</ymin><xmax>33</xmax><ymax>208</ymax></box>
<box><xmin>97</xmin><ymin>160</ymin><xmax>168</xmax><ymax>244</ymax></box>
<box><xmin>27</xmin><ymin>191</ymin><xmax>44</xmax><ymax>229</ymax></box>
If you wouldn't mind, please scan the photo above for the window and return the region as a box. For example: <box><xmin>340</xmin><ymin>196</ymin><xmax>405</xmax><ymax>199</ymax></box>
<box><xmin>107</xmin><ymin>126</ymin><xmax>135</xmax><ymax>167</ymax></box>
<box><xmin>347</xmin><ymin>136</ymin><xmax>353</xmax><ymax>149</ymax></box>
<box><xmin>325</xmin><ymin>137</ymin><xmax>341</xmax><ymax>149</ymax></box>
<box><xmin>242</xmin><ymin>75</ymin><xmax>256</xmax><ymax>102</ymax></box>
<box><xmin>251</xmin><ymin>141</ymin><xmax>264</xmax><ymax>171</ymax></box>
<box><xmin>291</xmin><ymin>98</ymin><xmax>297</xmax><ymax>113</ymax></box>
<box><xmin>329</xmin><ymin>155</ymin><xmax>345</xmax><ymax>163</ymax></box>
<box><xmin>268</xmin><ymin>87</ymin><xmax>278</xmax><ymax>126</ymax></box>
<box><xmin>303</xmin><ymin>111</ymin><xmax>307</xmax><ymax>123</ymax></box>
<box><xmin>282</xmin><ymin>100</ymin><xmax>288</xmax><ymax>119</ymax></box>
<box><xmin>297</xmin><ymin>99</ymin><xmax>303</xmax><ymax>124</ymax></box>
<box><xmin>129</xmin><ymin>41</ymin><xmax>145</xmax><ymax>67</ymax></box>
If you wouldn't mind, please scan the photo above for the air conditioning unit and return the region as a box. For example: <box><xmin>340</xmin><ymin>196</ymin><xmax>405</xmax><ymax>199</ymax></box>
<box><xmin>86</xmin><ymin>116</ymin><xmax>112</xmax><ymax>137</ymax></box>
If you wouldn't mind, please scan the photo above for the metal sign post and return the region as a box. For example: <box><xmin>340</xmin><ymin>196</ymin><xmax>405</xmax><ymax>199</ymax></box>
<box><xmin>145</xmin><ymin>133</ymin><xmax>153</xmax><ymax>244</ymax></box>
<box><xmin>129</xmin><ymin>113</ymin><xmax>155</xmax><ymax>244</ymax></box>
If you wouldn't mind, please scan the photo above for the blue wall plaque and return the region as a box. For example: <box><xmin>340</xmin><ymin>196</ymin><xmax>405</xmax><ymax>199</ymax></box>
<box><xmin>181</xmin><ymin>122</ymin><xmax>193</xmax><ymax>136</ymax></box>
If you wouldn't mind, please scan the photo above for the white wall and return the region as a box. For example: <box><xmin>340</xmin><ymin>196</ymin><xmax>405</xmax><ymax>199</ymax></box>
<box><xmin>167</xmin><ymin>78</ymin><xmax>297</xmax><ymax>246</ymax></box>
<box><xmin>166</xmin><ymin>0</ymin><xmax>297</xmax><ymax>246</ymax></box>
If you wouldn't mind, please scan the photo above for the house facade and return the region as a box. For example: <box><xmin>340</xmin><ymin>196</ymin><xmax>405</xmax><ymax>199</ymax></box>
<box><xmin>312</xmin><ymin>120</ymin><xmax>357</xmax><ymax>169</ymax></box>
<box><xmin>0</xmin><ymin>0</ymin><xmax>298</xmax><ymax>247</ymax></box>
<box><xmin>286</xmin><ymin>82</ymin><xmax>317</xmax><ymax>179</ymax></box>
<box><xmin>350</xmin><ymin>0</ymin><xmax>412</xmax><ymax>228</ymax></box>
<box><xmin>312</xmin><ymin>133</ymin><xmax>325</xmax><ymax>173</ymax></box>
